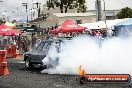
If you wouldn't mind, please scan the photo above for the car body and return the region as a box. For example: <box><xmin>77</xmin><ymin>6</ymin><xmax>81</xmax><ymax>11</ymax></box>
<box><xmin>23</xmin><ymin>39</ymin><xmax>63</xmax><ymax>69</ymax></box>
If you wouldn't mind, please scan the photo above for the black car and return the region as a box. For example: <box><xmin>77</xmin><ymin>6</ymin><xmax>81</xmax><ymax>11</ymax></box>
<box><xmin>23</xmin><ymin>39</ymin><xmax>62</xmax><ymax>69</ymax></box>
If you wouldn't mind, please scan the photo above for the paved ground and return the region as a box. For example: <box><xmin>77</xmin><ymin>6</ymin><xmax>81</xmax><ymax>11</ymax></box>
<box><xmin>0</xmin><ymin>59</ymin><xmax>132</xmax><ymax>88</ymax></box>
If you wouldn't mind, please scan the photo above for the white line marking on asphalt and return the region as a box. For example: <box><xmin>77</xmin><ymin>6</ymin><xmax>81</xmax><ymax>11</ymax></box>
<box><xmin>53</xmin><ymin>84</ymin><xmax>73</xmax><ymax>88</ymax></box>
<box><xmin>53</xmin><ymin>84</ymin><xmax>62</xmax><ymax>87</ymax></box>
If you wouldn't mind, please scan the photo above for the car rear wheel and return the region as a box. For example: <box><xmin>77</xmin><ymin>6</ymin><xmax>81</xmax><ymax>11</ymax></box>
<box><xmin>25</xmin><ymin>59</ymin><xmax>33</xmax><ymax>69</ymax></box>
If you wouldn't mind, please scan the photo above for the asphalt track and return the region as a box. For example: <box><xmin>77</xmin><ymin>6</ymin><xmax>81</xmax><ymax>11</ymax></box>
<box><xmin>0</xmin><ymin>59</ymin><xmax>132</xmax><ymax>88</ymax></box>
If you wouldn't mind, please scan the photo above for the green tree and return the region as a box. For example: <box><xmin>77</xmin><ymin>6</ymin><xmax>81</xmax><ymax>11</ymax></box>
<box><xmin>0</xmin><ymin>18</ymin><xmax>6</xmax><ymax>25</ymax></box>
<box><xmin>75</xmin><ymin>0</ymin><xmax>87</xmax><ymax>13</ymax></box>
<box><xmin>116</xmin><ymin>7</ymin><xmax>132</xmax><ymax>19</ymax></box>
<box><xmin>46</xmin><ymin>0</ymin><xmax>87</xmax><ymax>13</ymax></box>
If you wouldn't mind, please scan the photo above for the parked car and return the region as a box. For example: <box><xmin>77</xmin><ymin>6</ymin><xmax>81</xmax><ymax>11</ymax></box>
<box><xmin>23</xmin><ymin>39</ymin><xmax>63</xmax><ymax>69</ymax></box>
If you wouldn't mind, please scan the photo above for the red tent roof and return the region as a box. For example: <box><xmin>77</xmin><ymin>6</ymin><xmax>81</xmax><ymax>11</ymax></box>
<box><xmin>0</xmin><ymin>24</ymin><xmax>18</xmax><ymax>36</ymax></box>
<box><xmin>50</xmin><ymin>28</ymin><xmax>60</xmax><ymax>34</ymax></box>
<box><xmin>50</xmin><ymin>19</ymin><xmax>87</xmax><ymax>33</ymax></box>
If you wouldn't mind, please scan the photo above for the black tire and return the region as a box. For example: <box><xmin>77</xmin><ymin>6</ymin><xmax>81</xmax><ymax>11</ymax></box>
<box><xmin>42</xmin><ymin>65</ymin><xmax>47</xmax><ymax>69</ymax></box>
<box><xmin>25</xmin><ymin>58</ymin><xmax>33</xmax><ymax>69</ymax></box>
<box><xmin>79</xmin><ymin>76</ymin><xmax>86</xmax><ymax>84</ymax></box>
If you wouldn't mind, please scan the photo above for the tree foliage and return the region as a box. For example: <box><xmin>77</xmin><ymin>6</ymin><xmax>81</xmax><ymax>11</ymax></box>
<box><xmin>0</xmin><ymin>18</ymin><xmax>6</xmax><ymax>25</ymax></box>
<box><xmin>46</xmin><ymin>0</ymin><xmax>87</xmax><ymax>13</ymax></box>
<box><xmin>116</xmin><ymin>7</ymin><xmax>132</xmax><ymax>19</ymax></box>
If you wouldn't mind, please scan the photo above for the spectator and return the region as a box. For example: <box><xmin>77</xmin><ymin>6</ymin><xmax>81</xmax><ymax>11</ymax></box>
<box><xmin>1</xmin><ymin>38</ymin><xmax>8</xmax><ymax>49</ymax></box>
<box><xmin>0</xmin><ymin>40</ymin><xmax>2</xmax><ymax>50</ymax></box>
<box><xmin>32</xmin><ymin>35</ymin><xmax>37</xmax><ymax>48</ymax></box>
<box><xmin>54</xmin><ymin>24</ymin><xmax>58</xmax><ymax>29</ymax></box>
<box><xmin>107</xmin><ymin>29</ymin><xmax>113</xmax><ymax>37</ymax></box>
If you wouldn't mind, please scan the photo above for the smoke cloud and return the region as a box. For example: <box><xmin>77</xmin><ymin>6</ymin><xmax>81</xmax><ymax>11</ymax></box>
<box><xmin>41</xmin><ymin>35</ymin><xmax>132</xmax><ymax>75</ymax></box>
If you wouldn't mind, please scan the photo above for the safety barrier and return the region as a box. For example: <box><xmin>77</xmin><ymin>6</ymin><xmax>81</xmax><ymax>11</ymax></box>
<box><xmin>5</xmin><ymin>44</ymin><xmax>22</xmax><ymax>59</ymax></box>
<box><xmin>0</xmin><ymin>50</ymin><xmax>9</xmax><ymax>76</ymax></box>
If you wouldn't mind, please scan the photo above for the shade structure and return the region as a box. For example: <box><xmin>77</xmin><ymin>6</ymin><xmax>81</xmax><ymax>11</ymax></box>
<box><xmin>50</xmin><ymin>19</ymin><xmax>86</xmax><ymax>34</ymax></box>
<box><xmin>80</xmin><ymin>19</ymin><xmax>125</xmax><ymax>30</ymax></box>
<box><xmin>50</xmin><ymin>28</ymin><xmax>61</xmax><ymax>34</ymax></box>
<box><xmin>0</xmin><ymin>24</ymin><xmax>18</xmax><ymax>36</ymax></box>
<box><xmin>114</xmin><ymin>18</ymin><xmax>132</xmax><ymax>30</ymax></box>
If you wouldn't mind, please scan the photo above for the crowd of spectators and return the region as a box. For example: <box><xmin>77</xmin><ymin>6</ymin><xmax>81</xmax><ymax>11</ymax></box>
<box><xmin>0</xmin><ymin>23</ymin><xmax>116</xmax><ymax>54</ymax></box>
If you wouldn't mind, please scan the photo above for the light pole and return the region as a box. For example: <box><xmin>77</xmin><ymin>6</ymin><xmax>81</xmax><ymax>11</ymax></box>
<box><xmin>95</xmin><ymin>0</ymin><xmax>102</xmax><ymax>21</ymax></box>
<box><xmin>0</xmin><ymin>0</ymin><xmax>3</xmax><ymax>3</ymax></box>
<box><xmin>22</xmin><ymin>3</ymin><xmax>28</xmax><ymax>26</ymax></box>
<box><xmin>102</xmin><ymin>0</ymin><xmax>107</xmax><ymax>29</ymax></box>
<box><xmin>30</xmin><ymin>8</ymin><xmax>34</xmax><ymax>20</ymax></box>
<box><xmin>2</xmin><ymin>11</ymin><xmax>6</xmax><ymax>19</ymax></box>
<box><xmin>32</xmin><ymin>2</ymin><xmax>41</xmax><ymax>28</ymax></box>
<box><xmin>33</xmin><ymin>2</ymin><xmax>41</xmax><ymax>18</ymax></box>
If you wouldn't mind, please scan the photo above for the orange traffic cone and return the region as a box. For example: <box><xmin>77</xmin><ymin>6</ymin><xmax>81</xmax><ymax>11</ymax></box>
<box><xmin>0</xmin><ymin>62</ymin><xmax>9</xmax><ymax>76</ymax></box>
<box><xmin>13</xmin><ymin>50</ymin><xmax>22</xmax><ymax>59</ymax></box>
<box><xmin>0</xmin><ymin>50</ymin><xmax>6</xmax><ymax>60</ymax></box>
<box><xmin>0</xmin><ymin>50</ymin><xmax>9</xmax><ymax>76</ymax></box>
<box><xmin>11</xmin><ymin>44</ymin><xmax>21</xmax><ymax>59</ymax></box>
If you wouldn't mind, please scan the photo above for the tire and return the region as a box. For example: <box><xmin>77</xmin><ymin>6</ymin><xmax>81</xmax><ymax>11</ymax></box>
<box><xmin>42</xmin><ymin>65</ymin><xmax>47</xmax><ymax>69</ymax></box>
<box><xmin>25</xmin><ymin>58</ymin><xmax>33</xmax><ymax>69</ymax></box>
<box><xmin>79</xmin><ymin>76</ymin><xmax>86</xmax><ymax>84</ymax></box>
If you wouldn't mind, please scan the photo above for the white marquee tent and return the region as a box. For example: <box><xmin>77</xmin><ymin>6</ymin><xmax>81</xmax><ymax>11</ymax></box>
<box><xmin>79</xmin><ymin>19</ymin><xmax>126</xmax><ymax>30</ymax></box>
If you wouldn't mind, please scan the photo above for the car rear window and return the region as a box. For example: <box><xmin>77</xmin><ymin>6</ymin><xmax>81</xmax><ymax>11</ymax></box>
<box><xmin>36</xmin><ymin>42</ymin><xmax>44</xmax><ymax>51</ymax></box>
<box><xmin>41</xmin><ymin>41</ymin><xmax>52</xmax><ymax>52</ymax></box>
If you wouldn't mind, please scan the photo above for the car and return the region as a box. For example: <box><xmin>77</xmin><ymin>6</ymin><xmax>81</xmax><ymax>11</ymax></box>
<box><xmin>23</xmin><ymin>39</ymin><xmax>63</xmax><ymax>69</ymax></box>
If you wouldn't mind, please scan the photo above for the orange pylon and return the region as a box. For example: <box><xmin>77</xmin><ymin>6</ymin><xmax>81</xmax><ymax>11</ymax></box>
<box><xmin>11</xmin><ymin>44</ymin><xmax>22</xmax><ymax>59</ymax></box>
<box><xmin>78</xmin><ymin>65</ymin><xmax>86</xmax><ymax>76</ymax></box>
<box><xmin>0</xmin><ymin>50</ymin><xmax>9</xmax><ymax>76</ymax></box>
<box><xmin>13</xmin><ymin>50</ymin><xmax>22</xmax><ymax>59</ymax></box>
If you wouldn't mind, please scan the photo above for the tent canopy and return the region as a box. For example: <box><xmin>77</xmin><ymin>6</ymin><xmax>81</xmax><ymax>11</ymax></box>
<box><xmin>114</xmin><ymin>18</ymin><xmax>132</xmax><ymax>30</ymax></box>
<box><xmin>0</xmin><ymin>24</ymin><xmax>18</xmax><ymax>36</ymax></box>
<box><xmin>80</xmin><ymin>19</ymin><xmax>125</xmax><ymax>30</ymax></box>
<box><xmin>50</xmin><ymin>19</ymin><xmax>86</xmax><ymax>34</ymax></box>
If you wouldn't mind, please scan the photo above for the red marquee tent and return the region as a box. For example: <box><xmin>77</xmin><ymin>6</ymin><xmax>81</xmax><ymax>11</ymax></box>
<box><xmin>50</xmin><ymin>19</ymin><xmax>87</xmax><ymax>34</ymax></box>
<box><xmin>50</xmin><ymin>28</ymin><xmax>60</xmax><ymax>34</ymax></box>
<box><xmin>0</xmin><ymin>24</ymin><xmax>18</xmax><ymax>36</ymax></box>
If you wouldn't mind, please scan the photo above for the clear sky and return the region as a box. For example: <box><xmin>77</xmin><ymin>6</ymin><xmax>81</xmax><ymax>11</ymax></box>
<box><xmin>0</xmin><ymin>0</ymin><xmax>132</xmax><ymax>22</ymax></box>
<box><xmin>86</xmin><ymin>0</ymin><xmax>132</xmax><ymax>10</ymax></box>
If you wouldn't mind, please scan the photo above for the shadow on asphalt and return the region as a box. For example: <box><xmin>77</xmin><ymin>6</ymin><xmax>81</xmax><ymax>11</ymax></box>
<box><xmin>19</xmin><ymin>67</ymin><xmax>45</xmax><ymax>74</ymax></box>
<box><xmin>0</xmin><ymin>85</ymin><xmax>10</xmax><ymax>88</ymax></box>
<box><xmin>7</xmin><ymin>60</ymin><xmax>45</xmax><ymax>74</ymax></box>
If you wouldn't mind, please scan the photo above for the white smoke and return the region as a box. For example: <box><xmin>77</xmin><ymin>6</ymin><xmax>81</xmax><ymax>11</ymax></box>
<box><xmin>41</xmin><ymin>35</ymin><xmax>132</xmax><ymax>75</ymax></box>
